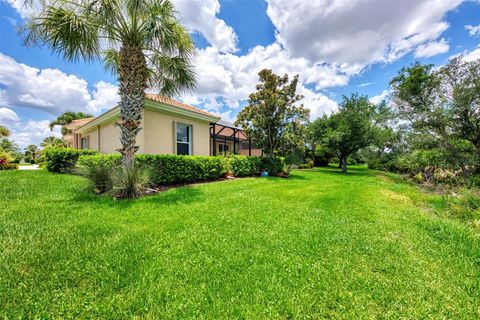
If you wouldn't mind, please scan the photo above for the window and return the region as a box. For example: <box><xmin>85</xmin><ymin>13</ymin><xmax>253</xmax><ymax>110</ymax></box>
<box><xmin>176</xmin><ymin>123</ymin><xmax>191</xmax><ymax>155</ymax></box>
<box><xmin>218</xmin><ymin>143</ymin><xmax>229</xmax><ymax>153</ymax></box>
<box><xmin>80</xmin><ymin>137</ymin><xmax>89</xmax><ymax>150</ymax></box>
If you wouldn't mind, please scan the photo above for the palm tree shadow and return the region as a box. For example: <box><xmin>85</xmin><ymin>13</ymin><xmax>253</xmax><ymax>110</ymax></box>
<box><xmin>143</xmin><ymin>186</ymin><xmax>204</xmax><ymax>205</ymax></box>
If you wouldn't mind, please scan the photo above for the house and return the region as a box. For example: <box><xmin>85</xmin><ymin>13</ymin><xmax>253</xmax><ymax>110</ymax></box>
<box><xmin>66</xmin><ymin>94</ymin><xmax>261</xmax><ymax>157</ymax></box>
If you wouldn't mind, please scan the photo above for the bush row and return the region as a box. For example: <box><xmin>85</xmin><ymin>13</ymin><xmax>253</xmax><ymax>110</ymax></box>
<box><xmin>0</xmin><ymin>163</ymin><xmax>18</xmax><ymax>170</ymax></box>
<box><xmin>76</xmin><ymin>153</ymin><xmax>285</xmax><ymax>190</ymax></box>
<box><xmin>44</xmin><ymin>148</ymin><xmax>98</xmax><ymax>173</ymax></box>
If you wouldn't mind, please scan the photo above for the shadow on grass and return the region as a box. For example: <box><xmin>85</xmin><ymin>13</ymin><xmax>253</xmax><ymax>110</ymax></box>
<box><xmin>318</xmin><ymin>165</ymin><xmax>374</xmax><ymax>177</ymax></box>
<box><xmin>143</xmin><ymin>186</ymin><xmax>203</xmax><ymax>205</ymax></box>
<box><xmin>69</xmin><ymin>184</ymin><xmax>204</xmax><ymax>209</ymax></box>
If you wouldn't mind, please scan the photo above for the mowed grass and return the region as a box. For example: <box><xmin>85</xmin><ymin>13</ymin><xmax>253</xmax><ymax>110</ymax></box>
<box><xmin>1</xmin><ymin>166</ymin><xmax>479</xmax><ymax>319</ymax></box>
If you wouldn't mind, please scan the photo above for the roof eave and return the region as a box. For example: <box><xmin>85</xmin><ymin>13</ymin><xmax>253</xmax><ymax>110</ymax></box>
<box><xmin>74</xmin><ymin>99</ymin><xmax>220</xmax><ymax>134</ymax></box>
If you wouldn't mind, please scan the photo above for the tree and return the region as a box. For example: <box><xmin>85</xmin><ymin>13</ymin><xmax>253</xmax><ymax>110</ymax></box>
<box><xmin>25</xmin><ymin>0</ymin><xmax>196</xmax><ymax>170</ymax></box>
<box><xmin>25</xmin><ymin>144</ymin><xmax>40</xmax><ymax>162</ymax></box>
<box><xmin>390</xmin><ymin>57</ymin><xmax>480</xmax><ymax>178</ymax></box>
<box><xmin>41</xmin><ymin>136</ymin><xmax>65</xmax><ymax>148</ymax></box>
<box><xmin>49</xmin><ymin>112</ymin><xmax>93</xmax><ymax>135</ymax></box>
<box><xmin>306</xmin><ymin>115</ymin><xmax>330</xmax><ymax>152</ymax></box>
<box><xmin>324</xmin><ymin>94</ymin><xmax>374</xmax><ymax>173</ymax></box>
<box><xmin>236</xmin><ymin>69</ymin><xmax>309</xmax><ymax>159</ymax></box>
<box><xmin>0</xmin><ymin>125</ymin><xmax>10</xmax><ymax>138</ymax></box>
<box><xmin>0</xmin><ymin>139</ymin><xmax>22</xmax><ymax>163</ymax></box>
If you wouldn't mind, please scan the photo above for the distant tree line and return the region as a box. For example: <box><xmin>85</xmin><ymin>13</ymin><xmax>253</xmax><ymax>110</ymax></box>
<box><xmin>237</xmin><ymin>56</ymin><xmax>479</xmax><ymax>184</ymax></box>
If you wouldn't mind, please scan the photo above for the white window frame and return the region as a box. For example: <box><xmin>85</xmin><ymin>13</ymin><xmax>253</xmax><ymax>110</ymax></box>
<box><xmin>80</xmin><ymin>137</ymin><xmax>89</xmax><ymax>150</ymax></box>
<box><xmin>176</xmin><ymin>123</ymin><xmax>192</xmax><ymax>155</ymax></box>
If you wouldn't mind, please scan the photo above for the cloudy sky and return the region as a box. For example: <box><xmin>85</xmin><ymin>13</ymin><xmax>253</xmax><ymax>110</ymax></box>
<box><xmin>0</xmin><ymin>0</ymin><xmax>479</xmax><ymax>147</ymax></box>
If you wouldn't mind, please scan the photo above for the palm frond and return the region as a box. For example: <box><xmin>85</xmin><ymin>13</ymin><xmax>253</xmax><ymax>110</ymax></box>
<box><xmin>25</xmin><ymin>4</ymin><xmax>101</xmax><ymax>62</ymax></box>
<box><xmin>147</xmin><ymin>51</ymin><xmax>196</xmax><ymax>96</ymax></box>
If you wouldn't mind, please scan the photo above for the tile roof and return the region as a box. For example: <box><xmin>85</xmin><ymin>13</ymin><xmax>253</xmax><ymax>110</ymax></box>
<box><xmin>145</xmin><ymin>94</ymin><xmax>219</xmax><ymax>119</ymax></box>
<box><xmin>64</xmin><ymin>117</ymin><xmax>95</xmax><ymax>130</ymax></box>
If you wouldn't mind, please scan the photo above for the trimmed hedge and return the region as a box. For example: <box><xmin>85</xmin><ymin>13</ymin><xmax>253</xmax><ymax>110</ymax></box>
<box><xmin>77</xmin><ymin>153</ymin><xmax>286</xmax><ymax>189</ymax></box>
<box><xmin>228</xmin><ymin>156</ymin><xmax>261</xmax><ymax>177</ymax></box>
<box><xmin>79</xmin><ymin>154</ymin><xmax>227</xmax><ymax>186</ymax></box>
<box><xmin>259</xmin><ymin>156</ymin><xmax>285</xmax><ymax>175</ymax></box>
<box><xmin>136</xmin><ymin>154</ymin><xmax>227</xmax><ymax>185</ymax></box>
<box><xmin>0</xmin><ymin>163</ymin><xmax>18</xmax><ymax>170</ymax></box>
<box><xmin>44</xmin><ymin>148</ymin><xmax>98</xmax><ymax>173</ymax></box>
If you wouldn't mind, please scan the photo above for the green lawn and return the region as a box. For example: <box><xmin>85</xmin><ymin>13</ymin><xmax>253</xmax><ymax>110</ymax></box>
<box><xmin>1</xmin><ymin>167</ymin><xmax>479</xmax><ymax>318</ymax></box>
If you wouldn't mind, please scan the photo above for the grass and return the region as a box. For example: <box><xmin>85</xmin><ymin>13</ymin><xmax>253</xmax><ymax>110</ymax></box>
<box><xmin>1</xmin><ymin>166</ymin><xmax>479</xmax><ymax>318</ymax></box>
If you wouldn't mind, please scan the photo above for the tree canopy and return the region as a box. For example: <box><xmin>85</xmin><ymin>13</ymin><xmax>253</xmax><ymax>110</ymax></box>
<box><xmin>0</xmin><ymin>125</ymin><xmax>10</xmax><ymax>138</ymax></box>
<box><xmin>236</xmin><ymin>69</ymin><xmax>309</xmax><ymax>159</ymax></box>
<box><xmin>390</xmin><ymin>57</ymin><xmax>480</xmax><ymax>179</ymax></box>
<box><xmin>49</xmin><ymin>112</ymin><xmax>93</xmax><ymax>135</ymax></box>
<box><xmin>24</xmin><ymin>0</ymin><xmax>196</xmax><ymax>174</ymax></box>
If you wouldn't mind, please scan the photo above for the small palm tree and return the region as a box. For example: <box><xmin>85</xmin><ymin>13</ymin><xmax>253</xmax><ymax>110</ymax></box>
<box><xmin>49</xmin><ymin>111</ymin><xmax>94</xmax><ymax>135</ymax></box>
<box><xmin>25</xmin><ymin>144</ymin><xmax>40</xmax><ymax>162</ymax></box>
<box><xmin>41</xmin><ymin>136</ymin><xmax>65</xmax><ymax>148</ymax></box>
<box><xmin>24</xmin><ymin>0</ymin><xmax>196</xmax><ymax>169</ymax></box>
<box><xmin>0</xmin><ymin>125</ymin><xmax>10</xmax><ymax>138</ymax></box>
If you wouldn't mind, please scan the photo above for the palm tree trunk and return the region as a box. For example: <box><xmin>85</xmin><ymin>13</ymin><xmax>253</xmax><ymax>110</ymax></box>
<box><xmin>116</xmin><ymin>44</ymin><xmax>148</xmax><ymax>168</ymax></box>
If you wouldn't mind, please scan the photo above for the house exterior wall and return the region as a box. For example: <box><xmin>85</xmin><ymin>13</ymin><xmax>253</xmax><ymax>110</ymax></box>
<box><xmin>77</xmin><ymin>108</ymin><xmax>210</xmax><ymax>156</ymax></box>
<box><xmin>143</xmin><ymin>108</ymin><xmax>210</xmax><ymax>155</ymax></box>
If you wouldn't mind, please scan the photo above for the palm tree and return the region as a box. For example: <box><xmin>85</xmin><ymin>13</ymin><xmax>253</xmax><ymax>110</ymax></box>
<box><xmin>25</xmin><ymin>144</ymin><xmax>40</xmax><ymax>162</ymax></box>
<box><xmin>41</xmin><ymin>136</ymin><xmax>65</xmax><ymax>148</ymax></box>
<box><xmin>49</xmin><ymin>111</ymin><xmax>94</xmax><ymax>135</ymax></box>
<box><xmin>25</xmin><ymin>0</ymin><xmax>196</xmax><ymax>168</ymax></box>
<box><xmin>0</xmin><ymin>125</ymin><xmax>10</xmax><ymax>138</ymax></box>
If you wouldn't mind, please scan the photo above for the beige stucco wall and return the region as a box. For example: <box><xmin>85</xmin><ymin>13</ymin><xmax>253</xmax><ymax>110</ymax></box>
<box><xmin>143</xmin><ymin>108</ymin><xmax>211</xmax><ymax>156</ymax></box>
<box><xmin>79</xmin><ymin>108</ymin><xmax>210</xmax><ymax>156</ymax></box>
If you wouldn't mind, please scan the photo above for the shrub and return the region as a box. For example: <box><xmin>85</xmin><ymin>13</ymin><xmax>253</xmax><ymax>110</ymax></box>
<box><xmin>77</xmin><ymin>154</ymin><xmax>120</xmax><ymax>193</ymax></box>
<box><xmin>0</xmin><ymin>150</ymin><xmax>13</xmax><ymax>166</ymax></box>
<box><xmin>298</xmin><ymin>161</ymin><xmax>314</xmax><ymax>169</ymax></box>
<box><xmin>111</xmin><ymin>164</ymin><xmax>151</xmax><ymax>199</ymax></box>
<box><xmin>259</xmin><ymin>157</ymin><xmax>285</xmax><ymax>175</ymax></box>
<box><xmin>78</xmin><ymin>154</ymin><xmax>228</xmax><ymax>186</ymax></box>
<box><xmin>44</xmin><ymin>147</ymin><xmax>97</xmax><ymax>173</ymax></box>
<box><xmin>136</xmin><ymin>154</ymin><xmax>227</xmax><ymax>185</ymax></box>
<box><xmin>0</xmin><ymin>163</ymin><xmax>18</xmax><ymax>170</ymax></box>
<box><xmin>228</xmin><ymin>156</ymin><xmax>260</xmax><ymax>177</ymax></box>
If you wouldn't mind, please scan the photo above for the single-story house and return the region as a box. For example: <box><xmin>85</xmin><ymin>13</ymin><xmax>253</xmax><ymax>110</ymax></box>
<box><xmin>64</xmin><ymin>94</ymin><xmax>261</xmax><ymax>157</ymax></box>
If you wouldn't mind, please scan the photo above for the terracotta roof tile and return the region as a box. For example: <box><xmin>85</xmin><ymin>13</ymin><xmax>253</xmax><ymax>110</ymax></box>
<box><xmin>64</xmin><ymin>117</ymin><xmax>95</xmax><ymax>130</ymax></box>
<box><xmin>145</xmin><ymin>94</ymin><xmax>219</xmax><ymax>119</ymax></box>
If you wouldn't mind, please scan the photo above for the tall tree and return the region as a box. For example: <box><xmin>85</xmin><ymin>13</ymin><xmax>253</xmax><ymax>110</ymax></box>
<box><xmin>49</xmin><ymin>112</ymin><xmax>94</xmax><ymax>135</ymax></box>
<box><xmin>25</xmin><ymin>144</ymin><xmax>40</xmax><ymax>162</ymax></box>
<box><xmin>0</xmin><ymin>125</ymin><xmax>10</xmax><ymax>138</ymax></box>
<box><xmin>236</xmin><ymin>69</ymin><xmax>309</xmax><ymax>158</ymax></box>
<box><xmin>324</xmin><ymin>94</ymin><xmax>374</xmax><ymax>173</ymax></box>
<box><xmin>390</xmin><ymin>57</ymin><xmax>480</xmax><ymax>178</ymax></box>
<box><xmin>306</xmin><ymin>115</ymin><xmax>330</xmax><ymax>152</ymax></box>
<box><xmin>25</xmin><ymin>0</ymin><xmax>196</xmax><ymax>169</ymax></box>
<box><xmin>41</xmin><ymin>136</ymin><xmax>65</xmax><ymax>148</ymax></box>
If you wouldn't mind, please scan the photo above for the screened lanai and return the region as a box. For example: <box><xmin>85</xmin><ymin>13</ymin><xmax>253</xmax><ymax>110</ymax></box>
<box><xmin>209</xmin><ymin>120</ymin><xmax>262</xmax><ymax>157</ymax></box>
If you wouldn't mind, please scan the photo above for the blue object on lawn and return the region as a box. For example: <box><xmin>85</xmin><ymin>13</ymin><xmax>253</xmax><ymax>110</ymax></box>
<box><xmin>261</xmin><ymin>171</ymin><xmax>269</xmax><ymax>177</ymax></box>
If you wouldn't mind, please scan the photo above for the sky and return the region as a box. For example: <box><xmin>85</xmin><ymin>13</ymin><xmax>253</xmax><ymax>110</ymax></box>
<box><xmin>0</xmin><ymin>0</ymin><xmax>479</xmax><ymax>148</ymax></box>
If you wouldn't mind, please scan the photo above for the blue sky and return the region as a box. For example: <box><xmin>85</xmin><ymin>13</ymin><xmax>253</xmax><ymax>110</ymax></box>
<box><xmin>0</xmin><ymin>0</ymin><xmax>479</xmax><ymax>147</ymax></box>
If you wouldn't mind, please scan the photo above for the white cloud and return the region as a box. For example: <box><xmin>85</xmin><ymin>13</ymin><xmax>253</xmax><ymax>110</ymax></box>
<box><xmin>414</xmin><ymin>39</ymin><xmax>450</xmax><ymax>58</ymax></box>
<box><xmin>87</xmin><ymin>81</ymin><xmax>120</xmax><ymax>113</ymax></box>
<box><xmin>9</xmin><ymin>0</ymin><xmax>238</xmax><ymax>53</ymax></box>
<box><xmin>370</xmin><ymin>90</ymin><xmax>389</xmax><ymax>105</ymax></box>
<box><xmin>463</xmin><ymin>45</ymin><xmax>480</xmax><ymax>62</ymax></box>
<box><xmin>265</xmin><ymin>0</ymin><xmax>460</xmax><ymax>67</ymax></box>
<box><xmin>8</xmin><ymin>119</ymin><xmax>62</xmax><ymax>148</ymax></box>
<box><xmin>359</xmin><ymin>82</ymin><xmax>375</xmax><ymax>87</ymax></box>
<box><xmin>180</xmin><ymin>44</ymin><xmax>341</xmax><ymax>121</ymax></box>
<box><xmin>0</xmin><ymin>107</ymin><xmax>20</xmax><ymax>123</ymax></box>
<box><xmin>0</xmin><ymin>53</ymin><xmax>119</xmax><ymax>115</ymax></box>
<box><xmin>466</xmin><ymin>24</ymin><xmax>480</xmax><ymax>37</ymax></box>
<box><xmin>172</xmin><ymin>0</ymin><xmax>238</xmax><ymax>53</ymax></box>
